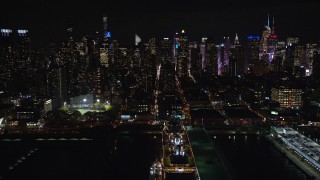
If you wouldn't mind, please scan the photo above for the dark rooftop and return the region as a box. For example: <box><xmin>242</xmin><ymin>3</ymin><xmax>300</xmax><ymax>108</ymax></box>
<box><xmin>224</xmin><ymin>107</ymin><xmax>260</xmax><ymax>118</ymax></box>
<box><xmin>190</xmin><ymin>109</ymin><xmax>224</xmax><ymax>119</ymax></box>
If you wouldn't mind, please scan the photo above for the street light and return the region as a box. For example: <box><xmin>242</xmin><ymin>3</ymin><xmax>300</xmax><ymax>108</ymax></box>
<box><xmin>82</xmin><ymin>99</ymin><xmax>87</xmax><ymax>108</ymax></box>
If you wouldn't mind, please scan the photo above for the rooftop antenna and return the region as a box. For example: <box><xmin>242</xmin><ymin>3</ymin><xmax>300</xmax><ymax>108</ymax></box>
<box><xmin>272</xmin><ymin>16</ymin><xmax>275</xmax><ymax>34</ymax></box>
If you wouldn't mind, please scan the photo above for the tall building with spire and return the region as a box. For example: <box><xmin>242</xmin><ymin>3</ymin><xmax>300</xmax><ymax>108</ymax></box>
<box><xmin>267</xmin><ymin>16</ymin><xmax>277</xmax><ymax>63</ymax></box>
<box><xmin>230</xmin><ymin>33</ymin><xmax>245</xmax><ymax>75</ymax></box>
<box><xmin>234</xmin><ymin>33</ymin><xmax>240</xmax><ymax>45</ymax></box>
<box><xmin>135</xmin><ymin>34</ymin><xmax>142</xmax><ymax>46</ymax></box>
<box><xmin>260</xmin><ymin>15</ymin><xmax>271</xmax><ymax>61</ymax></box>
<box><xmin>259</xmin><ymin>14</ymin><xmax>277</xmax><ymax>65</ymax></box>
<box><xmin>100</xmin><ymin>15</ymin><xmax>109</xmax><ymax>68</ymax></box>
<box><xmin>103</xmin><ymin>15</ymin><xmax>108</xmax><ymax>43</ymax></box>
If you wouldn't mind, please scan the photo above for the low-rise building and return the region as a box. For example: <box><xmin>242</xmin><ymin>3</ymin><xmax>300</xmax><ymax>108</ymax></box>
<box><xmin>271</xmin><ymin>87</ymin><xmax>302</xmax><ymax>109</ymax></box>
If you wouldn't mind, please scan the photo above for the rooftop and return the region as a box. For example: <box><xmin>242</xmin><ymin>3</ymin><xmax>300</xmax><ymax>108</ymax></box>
<box><xmin>190</xmin><ymin>109</ymin><xmax>224</xmax><ymax>119</ymax></box>
<box><xmin>224</xmin><ymin>107</ymin><xmax>260</xmax><ymax>118</ymax></box>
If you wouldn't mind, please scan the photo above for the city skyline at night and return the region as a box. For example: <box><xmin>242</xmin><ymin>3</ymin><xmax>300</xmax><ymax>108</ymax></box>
<box><xmin>1</xmin><ymin>1</ymin><xmax>320</xmax><ymax>47</ymax></box>
<box><xmin>2</xmin><ymin>1</ymin><xmax>320</xmax><ymax>180</ymax></box>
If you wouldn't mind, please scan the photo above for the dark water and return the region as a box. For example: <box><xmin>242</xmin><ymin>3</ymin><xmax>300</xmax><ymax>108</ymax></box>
<box><xmin>0</xmin><ymin>133</ymin><xmax>311</xmax><ymax>180</ymax></box>
<box><xmin>0</xmin><ymin>133</ymin><xmax>162</xmax><ymax>180</ymax></box>
<box><xmin>212</xmin><ymin>134</ymin><xmax>308</xmax><ymax>180</ymax></box>
<box><xmin>105</xmin><ymin>133</ymin><xmax>162</xmax><ymax>180</ymax></box>
<box><xmin>1</xmin><ymin>140</ymin><xmax>111</xmax><ymax>180</ymax></box>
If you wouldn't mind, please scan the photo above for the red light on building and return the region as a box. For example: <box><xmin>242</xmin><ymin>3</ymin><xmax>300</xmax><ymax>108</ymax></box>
<box><xmin>269</xmin><ymin>35</ymin><xmax>277</xmax><ymax>39</ymax></box>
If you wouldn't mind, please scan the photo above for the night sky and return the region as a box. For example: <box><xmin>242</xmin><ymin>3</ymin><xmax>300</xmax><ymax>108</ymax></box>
<box><xmin>1</xmin><ymin>0</ymin><xmax>320</xmax><ymax>47</ymax></box>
